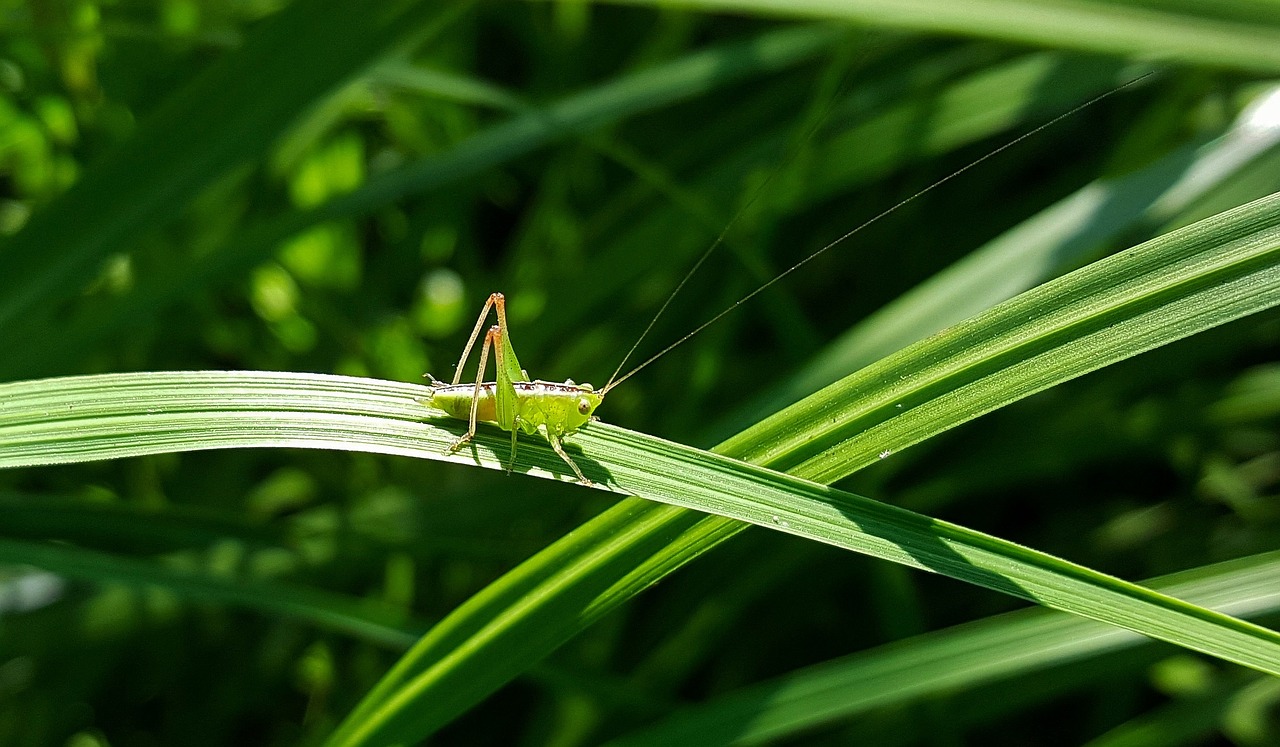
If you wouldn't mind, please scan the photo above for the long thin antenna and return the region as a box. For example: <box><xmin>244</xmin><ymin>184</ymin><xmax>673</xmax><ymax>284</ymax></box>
<box><xmin>603</xmin><ymin>72</ymin><xmax>1154</xmax><ymax>395</ymax></box>
<box><xmin>604</xmin><ymin>68</ymin><xmax>852</xmax><ymax>392</ymax></box>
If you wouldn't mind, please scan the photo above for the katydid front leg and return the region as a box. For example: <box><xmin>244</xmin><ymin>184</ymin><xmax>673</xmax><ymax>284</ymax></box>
<box><xmin>548</xmin><ymin>432</ymin><xmax>591</xmax><ymax>485</ymax></box>
<box><xmin>488</xmin><ymin>316</ymin><xmax>594</xmax><ymax>484</ymax></box>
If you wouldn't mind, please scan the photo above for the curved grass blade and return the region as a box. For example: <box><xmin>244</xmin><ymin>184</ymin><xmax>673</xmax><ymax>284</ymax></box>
<box><xmin>610</xmin><ymin>550</ymin><xmax>1280</xmax><ymax>746</ymax></box>
<box><xmin>3</xmin><ymin>368</ymin><xmax>1280</xmax><ymax>736</ymax></box>
<box><xmin>325</xmin><ymin>190</ymin><xmax>1280</xmax><ymax>742</ymax></box>
<box><xmin>1</xmin><ymin>366</ymin><xmax>1279</xmax><ymax>742</ymax></box>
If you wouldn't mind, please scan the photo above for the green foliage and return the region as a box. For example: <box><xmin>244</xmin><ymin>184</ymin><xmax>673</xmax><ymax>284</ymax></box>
<box><xmin>2</xmin><ymin>2</ymin><xmax>1280</xmax><ymax>746</ymax></box>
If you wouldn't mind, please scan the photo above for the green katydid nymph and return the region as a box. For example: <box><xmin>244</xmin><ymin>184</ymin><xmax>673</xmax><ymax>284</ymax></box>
<box><xmin>419</xmin><ymin>291</ymin><xmax>605</xmax><ymax>485</ymax></box>
<box><xmin>419</xmin><ymin>74</ymin><xmax>1151</xmax><ymax>485</ymax></box>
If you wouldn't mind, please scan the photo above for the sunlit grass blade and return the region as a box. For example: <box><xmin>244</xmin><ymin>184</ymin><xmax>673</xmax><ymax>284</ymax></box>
<box><xmin>324</xmin><ymin>190</ymin><xmax>1280</xmax><ymax>742</ymax></box>
<box><xmin>610</xmin><ymin>550</ymin><xmax>1280</xmax><ymax>745</ymax></box>
<box><xmin>4</xmin><ymin>368</ymin><xmax>1280</xmax><ymax>737</ymax></box>
<box><xmin>589</xmin><ymin>0</ymin><xmax>1280</xmax><ymax>72</ymax></box>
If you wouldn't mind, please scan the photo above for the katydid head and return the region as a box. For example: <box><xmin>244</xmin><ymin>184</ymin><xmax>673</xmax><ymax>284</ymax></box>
<box><xmin>567</xmin><ymin>382</ymin><xmax>604</xmax><ymax>431</ymax></box>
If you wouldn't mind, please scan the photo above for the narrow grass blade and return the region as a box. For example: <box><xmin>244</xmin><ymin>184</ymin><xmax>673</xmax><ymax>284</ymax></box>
<box><xmin>5</xmin><ymin>193</ymin><xmax>1279</xmax><ymax>742</ymax></box>
<box><xmin>0</xmin><ymin>538</ymin><xmax>427</xmax><ymax>649</ymax></box>
<box><xmin>0</xmin><ymin>25</ymin><xmax>839</xmax><ymax>381</ymax></box>
<box><xmin>0</xmin><ymin>0</ymin><xmax>457</xmax><ymax>332</ymax></box>
<box><xmin>326</xmin><ymin>190</ymin><xmax>1280</xmax><ymax>742</ymax></box>
<box><xmin>610</xmin><ymin>551</ymin><xmax>1280</xmax><ymax>745</ymax></box>
<box><xmin>0</xmin><ymin>370</ymin><xmax>1277</xmax><ymax>744</ymax></box>
<box><xmin>589</xmin><ymin>0</ymin><xmax>1280</xmax><ymax>72</ymax></box>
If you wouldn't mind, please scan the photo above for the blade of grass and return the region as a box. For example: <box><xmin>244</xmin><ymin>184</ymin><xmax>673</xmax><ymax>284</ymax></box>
<box><xmin>0</xmin><ymin>24</ymin><xmax>840</xmax><ymax>381</ymax></box>
<box><xmin>0</xmin><ymin>538</ymin><xmax>428</xmax><ymax>649</ymax></box>
<box><xmin>587</xmin><ymin>0</ymin><xmax>1280</xmax><ymax>72</ymax></box>
<box><xmin>0</xmin><ymin>0</ymin><xmax>461</xmax><ymax>332</ymax></box>
<box><xmin>4</xmin><ymin>193</ymin><xmax>1279</xmax><ymax>742</ymax></box>
<box><xmin>326</xmin><ymin>190</ymin><xmax>1280</xmax><ymax>742</ymax></box>
<box><xmin>610</xmin><ymin>550</ymin><xmax>1280</xmax><ymax>746</ymax></box>
<box><xmin>2</xmin><ymin>367</ymin><xmax>1280</xmax><ymax>741</ymax></box>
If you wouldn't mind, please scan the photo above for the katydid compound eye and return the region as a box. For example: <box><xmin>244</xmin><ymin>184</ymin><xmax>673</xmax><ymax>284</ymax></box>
<box><xmin>577</xmin><ymin>398</ymin><xmax>592</xmax><ymax>415</ymax></box>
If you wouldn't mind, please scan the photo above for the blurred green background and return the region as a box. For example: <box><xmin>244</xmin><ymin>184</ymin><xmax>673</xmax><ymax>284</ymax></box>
<box><xmin>2</xmin><ymin>0</ymin><xmax>1280</xmax><ymax>745</ymax></box>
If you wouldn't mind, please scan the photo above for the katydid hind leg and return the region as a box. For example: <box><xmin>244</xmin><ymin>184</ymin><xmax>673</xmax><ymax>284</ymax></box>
<box><xmin>448</xmin><ymin>325</ymin><xmax>497</xmax><ymax>453</ymax></box>
<box><xmin>452</xmin><ymin>293</ymin><xmax>501</xmax><ymax>386</ymax></box>
<box><xmin>489</xmin><ymin>317</ymin><xmax>525</xmax><ymax>472</ymax></box>
<box><xmin>491</xmin><ymin>292</ymin><xmax>526</xmax><ymax>385</ymax></box>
